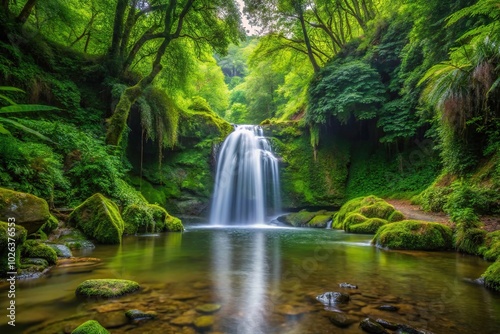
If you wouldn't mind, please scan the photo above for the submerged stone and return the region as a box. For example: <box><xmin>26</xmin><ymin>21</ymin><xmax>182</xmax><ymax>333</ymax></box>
<box><xmin>377</xmin><ymin>304</ymin><xmax>399</xmax><ymax>312</ymax></box>
<box><xmin>339</xmin><ymin>282</ymin><xmax>358</xmax><ymax>289</ymax></box>
<box><xmin>194</xmin><ymin>315</ymin><xmax>215</xmax><ymax>329</ymax></box>
<box><xmin>171</xmin><ymin>316</ymin><xmax>194</xmax><ymax>326</ymax></box>
<box><xmin>125</xmin><ymin>309</ymin><xmax>157</xmax><ymax>321</ymax></box>
<box><xmin>328</xmin><ymin>312</ymin><xmax>356</xmax><ymax>328</ymax></box>
<box><xmin>47</xmin><ymin>243</ymin><xmax>72</xmax><ymax>258</ymax></box>
<box><xmin>375</xmin><ymin>318</ymin><xmax>399</xmax><ymax>330</ymax></box>
<box><xmin>195</xmin><ymin>303</ymin><xmax>221</xmax><ymax>314</ymax></box>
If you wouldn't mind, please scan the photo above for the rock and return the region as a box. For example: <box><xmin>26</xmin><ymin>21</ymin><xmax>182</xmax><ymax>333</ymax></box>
<box><xmin>275</xmin><ymin>304</ymin><xmax>311</xmax><ymax>316</ymax></box>
<box><xmin>171</xmin><ymin>316</ymin><xmax>194</xmax><ymax>326</ymax></box>
<box><xmin>339</xmin><ymin>282</ymin><xmax>358</xmax><ymax>289</ymax></box>
<box><xmin>372</xmin><ymin>220</ymin><xmax>453</xmax><ymax>250</ymax></box>
<box><xmin>328</xmin><ymin>312</ymin><xmax>356</xmax><ymax>328</ymax></box>
<box><xmin>22</xmin><ymin>257</ymin><xmax>49</xmax><ymax>267</ymax></box>
<box><xmin>0</xmin><ymin>221</ymin><xmax>27</xmax><ymax>277</ymax></box>
<box><xmin>333</xmin><ymin>196</ymin><xmax>397</xmax><ymax>230</ymax></box>
<box><xmin>58</xmin><ymin>229</ymin><xmax>95</xmax><ymax>249</ymax></box>
<box><xmin>125</xmin><ymin>309</ymin><xmax>158</xmax><ymax>321</ymax></box>
<box><xmin>359</xmin><ymin>318</ymin><xmax>389</xmax><ymax>334</ymax></box>
<box><xmin>21</xmin><ymin>240</ymin><xmax>57</xmax><ymax>264</ymax></box>
<box><xmin>377</xmin><ymin>304</ymin><xmax>399</xmax><ymax>312</ymax></box>
<box><xmin>47</xmin><ymin>243</ymin><xmax>72</xmax><ymax>258</ymax></box>
<box><xmin>375</xmin><ymin>318</ymin><xmax>399</xmax><ymax>330</ymax></box>
<box><xmin>278</xmin><ymin>210</ymin><xmax>317</xmax><ymax>227</ymax></box>
<box><xmin>71</xmin><ymin>320</ymin><xmax>110</xmax><ymax>334</ymax></box>
<box><xmin>148</xmin><ymin>204</ymin><xmax>183</xmax><ymax>232</ymax></box>
<box><xmin>348</xmin><ymin>218</ymin><xmax>388</xmax><ymax>234</ymax></box>
<box><xmin>308</xmin><ymin>214</ymin><xmax>334</xmax><ymax>228</ymax></box>
<box><xmin>95</xmin><ymin>311</ymin><xmax>128</xmax><ymax>328</ymax></box>
<box><xmin>68</xmin><ymin>193</ymin><xmax>124</xmax><ymax>244</ymax></box>
<box><xmin>171</xmin><ymin>293</ymin><xmax>199</xmax><ymax>300</ymax></box>
<box><xmin>195</xmin><ymin>304</ymin><xmax>221</xmax><ymax>314</ymax></box>
<box><xmin>397</xmin><ymin>324</ymin><xmax>434</xmax><ymax>334</ymax></box>
<box><xmin>316</xmin><ymin>291</ymin><xmax>350</xmax><ymax>305</ymax></box>
<box><xmin>194</xmin><ymin>315</ymin><xmax>214</xmax><ymax>330</ymax></box>
<box><xmin>0</xmin><ymin>188</ymin><xmax>51</xmax><ymax>234</ymax></box>
<box><xmin>75</xmin><ymin>279</ymin><xmax>140</xmax><ymax>298</ymax></box>
<box><xmin>482</xmin><ymin>260</ymin><xmax>500</xmax><ymax>292</ymax></box>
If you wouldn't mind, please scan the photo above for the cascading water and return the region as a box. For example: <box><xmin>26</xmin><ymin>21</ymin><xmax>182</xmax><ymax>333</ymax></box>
<box><xmin>210</xmin><ymin>125</ymin><xmax>281</xmax><ymax>225</ymax></box>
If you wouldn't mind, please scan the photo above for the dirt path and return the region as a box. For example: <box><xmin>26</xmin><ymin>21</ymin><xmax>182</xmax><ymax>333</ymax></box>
<box><xmin>387</xmin><ymin>199</ymin><xmax>500</xmax><ymax>232</ymax></box>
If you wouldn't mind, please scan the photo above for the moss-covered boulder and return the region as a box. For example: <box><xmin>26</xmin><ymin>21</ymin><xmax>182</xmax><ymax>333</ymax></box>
<box><xmin>122</xmin><ymin>204</ymin><xmax>154</xmax><ymax>234</ymax></box>
<box><xmin>76</xmin><ymin>279</ymin><xmax>140</xmax><ymax>298</ymax></box>
<box><xmin>482</xmin><ymin>260</ymin><xmax>500</xmax><ymax>292</ymax></box>
<box><xmin>0</xmin><ymin>188</ymin><xmax>51</xmax><ymax>234</ymax></box>
<box><xmin>347</xmin><ymin>218</ymin><xmax>388</xmax><ymax>234</ymax></box>
<box><xmin>279</xmin><ymin>211</ymin><xmax>316</xmax><ymax>227</ymax></box>
<box><xmin>149</xmin><ymin>204</ymin><xmax>183</xmax><ymax>232</ymax></box>
<box><xmin>71</xmin><ymin>320</ymin><xmax>110</xmax><ymax>334</ymax></box>
<box><xmin>455</xmin><ymin>228</ymin><xmax>487</xmax><ymax>256</ymax></box>
<box><xmin>372</xmin><ymin>220</ymin><xmax>453</xmax><ymax>250</ymax></box>
<box><xmin>333</xmin><ymin>196</ymin><xmax>402</xmax><ymax>230</ymax></box>
<box><xmin>0</xmin><ymin>221</ymin><xmax>27</xmax><ymax>277</ymax></box>
<box><xmin>21</xmin><ymin>239</ymin><xmax>58</xmax><ymax>264</ymax></box>
<box><xmin>342</xmin><ymin>213</ymin><xmax>367</xmax><ymax>230</ymax></box>
<box><xmin>308</xmin><ymin>214</ymin><xmax>333</xmax><ymax>228</ymax></box>
<box><xmin>68</xmin><ymin>194</ymin><xmax>124</xmax><ymax>244</ymax></box>
<box><xmin>58</xmin><ymin>228</ymin><xmax>95</xmax><ymax>250</ymax></box>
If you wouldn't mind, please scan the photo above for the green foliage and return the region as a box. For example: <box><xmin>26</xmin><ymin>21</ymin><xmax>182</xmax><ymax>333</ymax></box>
<box><xmin>72</xmin><ymin>320</ymin><xmax>110</xmax><ymax>334</ymax></box>
<box><xmin>0</xmin><ymin>221</ymin><xmax>27</xmax><ymax>277</ymax></box>
<box><xmin>482</xmin><ymin>231</ymin><xmax>500</xmax><ymax>262</ymax></box>
<box><xmin>455</xmin><ymin>228</ymin><xmax>486</xmax><ymax>256</ymax></box>
<box><xmin>122</xmin><ymin>204</ymin><xmax>154</xmax><ymax>235</ymax></box>
<box><xmin>347</xmin><ymin>218</ymin><xmax>388</xmax><ymax>234</ymax></box>
<box><xmin>308</xmin><ymin>60</ymin><xmax>386</xmax><ymax>125</ymax></box>
<box><xmin>482</xmin><ymin>260</ymin><xmax>500</xmax><ymax>292</ymax></box>
<box><xmin>373</xmin><ymin>220</ymin><xmax>453</xmax><ymax>250</ymax></box>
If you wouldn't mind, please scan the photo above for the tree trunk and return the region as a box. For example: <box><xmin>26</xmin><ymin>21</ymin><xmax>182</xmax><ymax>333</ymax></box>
<box><xmin>17</xmin><ymin>0</ymin><xmax>37</xmax><ymax>25</ymax></box>
<box><xmin>298</xmin><ymin>11</ymin><xmax>320</xmax><ymax>73</ymax></box>
<box><xmin>108</xmin><ymin>0</ymin><xmax>128</xmax><ymax>75</ymax></box>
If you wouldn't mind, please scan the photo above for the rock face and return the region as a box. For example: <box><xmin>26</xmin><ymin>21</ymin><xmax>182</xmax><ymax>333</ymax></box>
<box><xmin>332</xmin><ymin>195</ymin><xmax>405</xmax><ymax>234</ymax></box>
<box><xmin>316</xmin><ymin>291</ymin><xmax>350</xmax><ymax>305</ymax></box>
<box><xmin>75</xmin><ymin>279</ymin><xmax>140</xmax><ymax>298</ymax></box>
<box><xmin>71</xmin><ymin>320</ymin><xmax>110</xmax><ymax>334</ymax></box>
<box><xmin>0</xmin><ymin>221</ymin><xmax>27</xmax><ymax>277</ymax></box>
<box><xmin>372</xmin><ymin>220</ymin><xmax>453</xmax><ymax>250</ymax></box>
<box><xmin>0</xmin><ymin>188</ymin><xmax>51</xmax><ymax>234</ymax></box>
<box><xmin>68</xmin><ymin>193</ymin><xmax>124</xmax><ymax>244</ymax></box>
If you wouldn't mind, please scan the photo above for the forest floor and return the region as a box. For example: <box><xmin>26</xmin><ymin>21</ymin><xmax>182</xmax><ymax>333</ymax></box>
<box><xmin>386</xmin><ymin>199</ymin><xmax>500</xmax><ymax>232</ymax></box>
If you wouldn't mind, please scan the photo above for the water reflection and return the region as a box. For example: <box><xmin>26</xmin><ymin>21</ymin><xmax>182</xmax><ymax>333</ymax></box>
<box><xmin>212</xmin><ymin>229</ymin><xmax>281</xmax><ymax>334</ymax></box>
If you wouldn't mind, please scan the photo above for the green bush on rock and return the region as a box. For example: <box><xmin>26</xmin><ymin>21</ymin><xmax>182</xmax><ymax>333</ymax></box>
<box><xmin>68</xmin><ymin>194</ymin><xmax>124</xmax><ymax>244</ymax></box>
<box><xmin>21</xmin><ymin>239</ymin><xmax>57</xmax><ymax>265</ymax></box>
<box><xmin>0</xmin><ymin>221</ymin><xmax>27</xmax><ymax>277</ymax></box>
<box><xmin>71</xmin><ymin>320</ymin><xmax>110</xmax><ymax>334</ymax></box>
<box><xmin>75</xmin><ymin>279</ymin><xmax>140</xmax><ymax>298</ymax></box>
<box><xmin>373</xmin><ymin>220</ymin><xmax>453</xmax><ymax>250</ymax></box>
<box><xmin>482</xmin><ymin>260</ymin><xmax>500</xmax><ymax>292</ymax></box>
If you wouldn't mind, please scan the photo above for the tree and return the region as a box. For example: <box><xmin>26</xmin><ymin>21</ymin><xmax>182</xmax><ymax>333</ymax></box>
<box><xmin>105</xmin><ymin>0</ymin><xmax>243</xmax><ymax>146</ymax></box>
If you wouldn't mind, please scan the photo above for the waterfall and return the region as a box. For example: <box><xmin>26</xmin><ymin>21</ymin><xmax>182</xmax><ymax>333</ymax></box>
<box><xmin>210</xmin><ymin>125</ymin><xmax>281</xmax><ymax>225</ymax></box>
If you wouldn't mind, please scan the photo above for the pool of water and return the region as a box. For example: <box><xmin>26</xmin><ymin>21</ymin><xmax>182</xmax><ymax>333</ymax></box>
<box><xmin>2</xmin><ymin>225</ymin><xmax>500</xmax><ymax>333</ymax></box>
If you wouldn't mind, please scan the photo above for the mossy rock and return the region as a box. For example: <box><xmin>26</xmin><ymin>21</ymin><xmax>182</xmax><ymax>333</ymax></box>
<box><xmin>21</xmin><ymin>239</ymin><xmax>57</xmax><ymax>265</ymax></box>
<box><xmin>482</xmin><ymin>260</ymin><xmax>500</xmax><ymax>292</ymax></box>
<box><xmin>372</xmin><ymin>220</ymin><xmax>453</xmax><ymax>250</ymax></box>
<box><xmin>482</xmin><ymin>231</ymin><xmax>500</xmax><ymax>262</ymax></box>
<box><xmin>388</xmin><ymin>210</ymin><xmax>405</xmax><ymax>222</ymax></box>
<box><xmin>68</xmin><ymin>194</ymin><xmax>124</xmax><ymax>244</ymax></box>
<box><xmin>334</xmin><ymin>195</ymin><xmax>398</xmax><ymax>231</ymax></box>
<box><xmin>347</xmin><ymin>218</ymin><xmax>388</xmax><ymax>234</ymax></box>
<box><xmin>148</xmin><ymin>204</ymin><xmax>183</xmax><ymax>232</ymax></box>
<box><xmin>39</xmin><ymin>215</ymin><xmax>59</xmax><ymax>235</ymax></box>
<box><xmin>122</xmin><ymin>204</ymin><xmax>154</xmax><ymax>234</ymax></box>
<box><xmin>279</xmin><ymin>211</ymin><xmax>317</xmax><ymax>227</ymax></box>
<box><xmin>455</xmin><ymin>228</ymin><xmax>487</xmax><ymax>256</ymax></box>
<box><xmin>342</xmin><ymin>213</ymin><xmax>367</xmax><ymax>230</ymax></box>
<box><xmin>308</xmin><ymin>214</ymin><xmax>333</xmax><ymax>228</ymax></box>
<box><xmin>58</xmin><ymin>228</ymin><xmax>95</xmax><ymax>250</ymax></box>
<box><xmin>75</xmin><ymin>279</ymin><xmax>140</xmax><ymax>298</ymax></box>
<box><xmin>71</xmin><ymin>320</ymin><xmax>110</xmax><ymax>334</ymax></box>
<box><xmin>0</xmin><ymin>221</ymin><xmax>27</xmax><ymax>277</ymax></box>
<box><xmin>165</xmin><ymin>213</ymin><xmax>184</xmax><ymax>232</ymax></box>
<box><xmin>0</xmin><ymin>188</ymin><xmax>50</xmax><ymax>234</ymax></box>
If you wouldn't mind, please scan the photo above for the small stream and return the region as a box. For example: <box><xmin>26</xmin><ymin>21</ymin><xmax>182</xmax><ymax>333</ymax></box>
<box><xmin>2</xmin><ymin>225</ymin><xmax>499</xmax><ymax>333</ymax></box>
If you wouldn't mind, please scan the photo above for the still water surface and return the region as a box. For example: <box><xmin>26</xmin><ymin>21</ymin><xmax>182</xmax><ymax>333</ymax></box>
<box><xmin>2</xmin><ymin>225</ymin><xmax>500</xmax><ymax>333</ymax></box>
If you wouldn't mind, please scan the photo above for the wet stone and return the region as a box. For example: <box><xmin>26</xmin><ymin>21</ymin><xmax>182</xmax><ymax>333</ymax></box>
<box><xmin>328</xmin><ymin>312</ymin><xmax>357</xmax><ymax>328</ymax></box>
<box><xmin>96</xmin><ymin>311</ymin><xmax>128</xmax><ymax>328</ymax></box>
<box><xmin>275</xmin><ymin>304</ymin><xmax>311</xmax><ymax>316</ymax></box>
<box><xmin>170</xmin><ymin>315</ymin><xmax>194</xmax><ymax>326</ymax></box>
<box><xmin>171</xmin><ymin>293</ymin><xmax>199</xmax><ymax>301</ymax></box>
<box><xmin>377</xmin><ymin>305</ymin><xmax>400</xmax><ymax>312</ymax></box>
<box><xmin>352</xmin><ymin>300</ymin><xmax>367</xmax><ymax>307</ymax></box>
<box><xmin>339</xmin><ymin>282</ymin><xmax>358</xmax><ymax>289</ymax></box>
<box><xmin>375</xmin><ymin>318</ymin><xmax>399</xmax><ymax>330</ymax></box>
<box><xmin>194</xmin><ymin>315</ymin><xmax>215</xmax><ymax>330</ymax></box>
<box><xmin>359</xmin><ymin>318</ymin><xmax>389</xmax><ymax>334</ymax></box>
<box><xmin>316</xmin><ymin>292</ymin><xmax>350</xmax><ymax>305</ymax></box>
<box><xmin>125</xmin><ymin>309</ymin><xmax>158</xmax><ymax>321</ymax></box>
<box><xmin>381</xmin><ymin>295</ymin><xmax>400</xmax><ymax>303</ymax></box>
<box><xmin>195</xmin><ymin>303</ymin><xmax>222</xmax><ymax>314</ymax></box>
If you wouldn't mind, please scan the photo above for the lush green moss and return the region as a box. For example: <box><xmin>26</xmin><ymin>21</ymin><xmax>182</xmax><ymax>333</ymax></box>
<box><xmin>165</xmin><ymin>214</ymin><xmax>184</xmax><ymax>232</ymax></box>
<box><xmin>122</xmin><ymin>204</ymin><xmax>154</xmax><ymax>234</ymax></box>
<box><xmin>281</xmin><ymin>211</ymin><xmax>317</xmax><ymax>227</ymax></box>
<box><xmin>454</xmin><ymin>228</ymin><xmax>486</xmax><ymax>256</ymax></box>
<box><xmin>75</xmin><ymin>279</ymin><xmax>140</xmax><ymax>298</ymax></box>
<box><xmin>71</xmin><ymin>320</ymin><xmax>110</xmax><ymax>334</ymax></box>
<box><xmin>482</xmin><ymin>260</ymin><xmax>500</xmax><ymax>292</ymax></box>
<box><xmin>334</xmin><ymin>195</ymin><xmax>396</xmax><ymax>230</ymax></box>
<box><xmin>21</xmin><ymin>239</ymin><xmax>57</xmax><ymax>265</ymax></box>
<box><xmin>68</xmin><ymin>193</ymin><xmax>124</xmax><ymax>244</ymax></box>
<box><xmin>308</xmin><ymin>214</ymin><xmax>333</xmax><ymax>228</ymax></box>
<box><xmin>40</xmin><ymin>215</ymin><xmax>59</xmax><ymax>234</ymax></box>
<box><xmin>348</xmin><ymin>218</ymin><xmax>388</xmax><ymax>234</ymax></box>
<box><xmin>482</xmin><ymin>231</ymin><xmax>500</xmax><ymax>262</ymax></box>
<box><xmin>341</xmin><ymin>213</ymin><xmax>367</xmax><ymax>230</ymax></box>
<box><xmin>359</xmin><ymin>202</ymin><xmax>395</xmax><ymax>220</ymax></box>
<box><xmin>373</xmin><ymin>220</ymin><xmax>453</xmax><ymax>250</ymax></box>
<box><xmin>0</xmin><ymin>221</ymin><xmax>27</xmax><ymax>277</ymax></box>
<box><xmin>388</xmin><ymin>210</ymin><xmax>405</xmax><ymax>222</ymax></box>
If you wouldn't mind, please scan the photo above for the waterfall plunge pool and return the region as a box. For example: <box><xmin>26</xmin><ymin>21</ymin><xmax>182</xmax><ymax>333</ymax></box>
<box><xmin>2</xmin><ymin>225</ymin><xmax>500</xmax><ymax>334</ymax></box>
